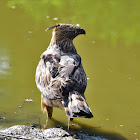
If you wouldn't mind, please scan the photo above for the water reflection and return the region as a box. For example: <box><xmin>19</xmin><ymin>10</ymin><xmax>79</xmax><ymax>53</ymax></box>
<box><xmin>34</xmin><ymin>118</ymin><xmax>127</xmax><ymax>140</ymax></box>
<box><xmin>0</xmin><ymin>49</ymin><xmax>11</xmax><ymax>78</ymax></box>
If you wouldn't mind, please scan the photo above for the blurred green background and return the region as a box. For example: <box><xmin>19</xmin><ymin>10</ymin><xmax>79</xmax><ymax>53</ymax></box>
<box><xmin>0</xmin><ymin>0</ymin><xmax>140</xmax><ymax>139</ymax></box>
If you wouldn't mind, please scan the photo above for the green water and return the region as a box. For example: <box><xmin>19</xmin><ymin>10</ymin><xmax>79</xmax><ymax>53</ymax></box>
<box><xmin>0</xmin><ymin>0</ymin><xmax>140</xmax><ymax>139</ymax></box>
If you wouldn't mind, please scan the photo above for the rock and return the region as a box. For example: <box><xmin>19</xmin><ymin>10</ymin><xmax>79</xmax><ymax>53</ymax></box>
<box><xmin>74</xmin><ymin>132</ymin><xmax>108</xmax><ymax>140</ymax></box>
<box><xmin>0</xmin><ymin>125</ymin><xmax>107</xmax><ymax>140</ymax></box>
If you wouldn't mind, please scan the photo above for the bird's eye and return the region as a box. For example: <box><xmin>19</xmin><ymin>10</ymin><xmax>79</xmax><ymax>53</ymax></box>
<box><xmin>75</xmin><ymin>30</ymin><xmax>77</xmax><ymax>33</ymax></box>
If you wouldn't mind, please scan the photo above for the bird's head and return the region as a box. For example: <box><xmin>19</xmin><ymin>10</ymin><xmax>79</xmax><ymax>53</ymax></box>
<box><xmin>46</xmin><ymin>23</ymin><xmax>86</xmax><ymax>41</ymax></box>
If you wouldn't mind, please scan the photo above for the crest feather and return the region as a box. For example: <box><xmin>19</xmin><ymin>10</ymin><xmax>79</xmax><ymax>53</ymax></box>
<box><xmin>45</xmin><ymin>24</ymin><xmax>60</xmax><ymax>31</ymax></box>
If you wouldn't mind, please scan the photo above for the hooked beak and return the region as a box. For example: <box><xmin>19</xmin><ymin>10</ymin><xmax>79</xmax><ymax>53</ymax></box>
<box><xmin>79</xmin><ymin>28</ymin><xmax>86</xmax><ymax>35</ymax></box>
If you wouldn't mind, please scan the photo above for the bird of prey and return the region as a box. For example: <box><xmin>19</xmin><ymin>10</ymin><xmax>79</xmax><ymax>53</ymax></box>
<box><xmin>35</xmin><ymin>23</ymin><xmax>93</xmax><ymax>123</ymax></box>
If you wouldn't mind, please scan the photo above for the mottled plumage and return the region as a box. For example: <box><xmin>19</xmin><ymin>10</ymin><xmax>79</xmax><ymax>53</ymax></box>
<box><xmin>35</xmin><ymin>23</ymin><xmax>93</xmax><ymax>120</ymax></box>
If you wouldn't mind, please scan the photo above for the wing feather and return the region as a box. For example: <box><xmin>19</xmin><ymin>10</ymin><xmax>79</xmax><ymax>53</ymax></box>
<box><xmin>35</xmin><ymin>52</ymin><xmax>87</xmax><ymax>101</ymax></box>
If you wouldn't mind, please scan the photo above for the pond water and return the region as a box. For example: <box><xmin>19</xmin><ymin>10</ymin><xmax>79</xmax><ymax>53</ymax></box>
<box><xmin>0</xmin><ymin>0</ymin><xmax>140</xmax><ymax>139</ymax></box>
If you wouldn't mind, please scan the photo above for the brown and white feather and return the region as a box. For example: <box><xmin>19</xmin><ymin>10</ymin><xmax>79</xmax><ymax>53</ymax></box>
<box><xmin>35</xmin><ymin>23</ymin><xmax>93</xmax><ymax>119</ymax></box>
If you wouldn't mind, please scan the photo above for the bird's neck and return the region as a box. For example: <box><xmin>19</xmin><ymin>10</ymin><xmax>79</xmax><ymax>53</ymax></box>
<box><xmin>49</xmin><ymin>32</ymin><xmax>77</xmax><ymax>53</ymax></box>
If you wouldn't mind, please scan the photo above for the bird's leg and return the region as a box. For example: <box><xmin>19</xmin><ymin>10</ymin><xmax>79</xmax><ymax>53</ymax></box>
<box><xmin>41</xmin><ymin>102</ymin><xmax>53</xmax><ymax>118</ymax></box>
<box><xmin>41</xmin><ymin>102</ymin><xmax>53</xmax><ymax>127</ymax></box>
<box><xmin>46</xmin><ymin>106</ymin><xmax>53</xmax><ymax>119</ymax></box>
<box><xmin>68</xmin><ymin>117</ymin><xmax>70</xmax><ymax>130</ymax></box>
<box><xmin>46</xmin><ymin>106</ymin><xmax>53</xmax><ymax>127</ymax></box>
<box><xmin>46</xmin><ymin>110</ymin><xmax>48</xmax><ymax>125</ymax></box>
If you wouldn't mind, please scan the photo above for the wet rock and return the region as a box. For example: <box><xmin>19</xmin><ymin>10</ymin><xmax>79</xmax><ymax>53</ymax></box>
<box><xmin>73</xmin><ymin>132</ymin><xmax>108</xmax><ymax>140</ymax></box>
<box><xmin>0</xmin><ymin>125</ymin><xmax>107</xmax><ymax>140</ymax></box>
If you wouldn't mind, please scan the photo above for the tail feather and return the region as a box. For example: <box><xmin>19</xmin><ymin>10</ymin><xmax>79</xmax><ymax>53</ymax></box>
<box><xmin>63</xmin><ymin>92</ymin><xmax>93</xmax><ymax>118</ymax></box>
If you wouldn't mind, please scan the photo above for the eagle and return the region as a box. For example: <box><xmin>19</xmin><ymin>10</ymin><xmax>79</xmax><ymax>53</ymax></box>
<box><xmin>35</xmin><ymin>23</ymin><xmax>93</xmax><ymax>124</ymax></box>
